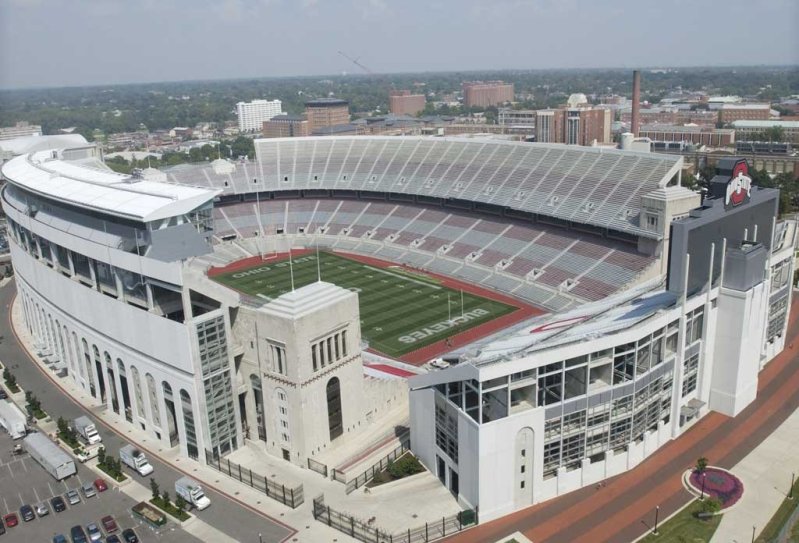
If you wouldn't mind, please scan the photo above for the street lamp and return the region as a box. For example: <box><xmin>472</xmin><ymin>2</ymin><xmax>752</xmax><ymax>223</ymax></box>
<box><xmin>654</xmin><ymin>505</ymin><xmax>660</xmax><ymax>535</ymax></box>
<box><xmin>700</xmin><ymin>472</ymin><xmax>706</xmax><ymax>500</ymax></box>
<box><xmin>259</xmin><ymin>533</ymin><xmax>263</xmax><ymax>543</ymax></box>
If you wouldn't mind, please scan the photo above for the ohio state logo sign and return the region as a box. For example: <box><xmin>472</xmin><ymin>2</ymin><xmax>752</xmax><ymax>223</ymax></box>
<box><xmin>725</xmin><ymin>160</ymin><xmax>752</xmax><ymax>208</ymax></box>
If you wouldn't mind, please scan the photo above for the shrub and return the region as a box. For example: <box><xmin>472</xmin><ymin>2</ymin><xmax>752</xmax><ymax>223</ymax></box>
<box><xmin>696</xmin><ymin>457</ymin><xmax>709</xmax><ymax>473</ymax></box>
<box><xmin>387</xmin><ymin>454</ymin><xmax>424</xmax><ymax>479</ymax></box>
<box><xmin>175</xmin><ymin>495</ymin><xmax>186</xmax><ymax>511</ymax></box>
<box><xmin>701</xmin><ymin>497</ymin><xmax>722</xmax><ymax>515</ymax></box>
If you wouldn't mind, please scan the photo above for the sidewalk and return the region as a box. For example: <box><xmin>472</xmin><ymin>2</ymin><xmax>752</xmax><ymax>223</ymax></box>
<box><xmin>710</xmin><ymin>405</ymin><xmax>799</xmax><ymax>542</ymax></box>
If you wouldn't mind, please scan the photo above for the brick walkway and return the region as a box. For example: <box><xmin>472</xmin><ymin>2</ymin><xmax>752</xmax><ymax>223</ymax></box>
<box><xmin>443</xmin><ymin>297</ymin><xmax>799</xmax><ymax>543</ymax></box>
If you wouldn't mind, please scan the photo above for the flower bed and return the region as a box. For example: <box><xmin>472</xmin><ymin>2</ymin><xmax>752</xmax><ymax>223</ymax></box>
<box><xmin>689</xmin><ymin>467</ymin><xmax>744</xmax><ymax>509</ymax></box>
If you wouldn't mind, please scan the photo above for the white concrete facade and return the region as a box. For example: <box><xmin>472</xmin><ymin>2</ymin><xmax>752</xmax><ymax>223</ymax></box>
<box><xmin>236</xmin><ymin>100</ymin><xmax>283</xmax><ymax>133</ymax></box>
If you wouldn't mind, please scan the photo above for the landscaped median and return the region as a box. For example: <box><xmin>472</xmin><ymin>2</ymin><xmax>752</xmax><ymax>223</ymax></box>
<box><xmin>148</xmin><ymin>478</ymin><xmax>191</xmax><ymax>523</ymax></box>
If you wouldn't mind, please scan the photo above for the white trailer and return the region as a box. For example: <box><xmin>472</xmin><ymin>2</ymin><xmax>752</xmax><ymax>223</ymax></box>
<box><xmin>24</xmin><ymin>432</ymin><xmax>76</xmax><ymax>480</ymax></box>
<box><xmin>73</xmin><ymin>416</ymin><xmax>102</xmax><ymax>445</ymax></box>
<box><xmin>175</xmin><ymin>477</ymin><xmax>211</xmax><ymax>510</ymax></box>
<box><xmin>119</xmin><ymin>444</ymin><xmax>153</xmax><ymax>476</ymax></box>
<box><xmin>0</xmin><ymin>400</ymin><xmax>27</xmax><ymax>439</ymax></box>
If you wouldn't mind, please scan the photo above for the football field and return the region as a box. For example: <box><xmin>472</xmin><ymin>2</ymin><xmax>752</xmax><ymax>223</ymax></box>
<box><xmin>210</xmin><ymin>251</ymin><xmax>519</xmax><ymax>358</ymax></box>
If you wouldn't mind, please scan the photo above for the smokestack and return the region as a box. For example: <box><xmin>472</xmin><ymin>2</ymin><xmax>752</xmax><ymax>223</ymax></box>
<box><xmin>631</xmin><ymin>70</ymin><xmax>641</xmax><ymax>137</ymax></box>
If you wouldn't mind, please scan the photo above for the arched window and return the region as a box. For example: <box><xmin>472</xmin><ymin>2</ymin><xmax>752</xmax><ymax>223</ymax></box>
<box><xmin>145</xmin><ymin>373</ymin><xmax>161</xmax><ymax>426</ymax></box>
<box><xmin>130</xmin><ymin>365</ymin><xmax>145</xmax><ymax>417</ymax></box>
<box><xmin>180</xmin><ymin>389</ymin><xmax>198</xmax><ymax>459</ymax></box>
<box><xmin>326</xmin><ymin>377</ymin><xmax>343</xmax><ymax>441</ymax></box>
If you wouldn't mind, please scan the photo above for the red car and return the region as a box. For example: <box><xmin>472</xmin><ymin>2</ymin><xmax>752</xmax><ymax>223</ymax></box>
<box><xmin>3</xmin><ymin>513</ymin><xmax>18</xmax><ymax>527</ymax></box>
<box><xmin>94</xmin><ymin>478</ymin><xmax>108</xmax><ymax>492</ymax></box>
<box><xmin>101</xmin><ymin>515</ymin><xmax>118</xmax><ymax>533</ymax></box>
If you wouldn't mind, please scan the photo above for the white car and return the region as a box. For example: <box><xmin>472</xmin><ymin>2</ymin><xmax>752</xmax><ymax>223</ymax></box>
<box><xmin>34</xmin><ymin>502</ymin><xmax>49</xmax><ymax>517</ymax></box>
<box><xmin>429</xmin><ymin>358</ymin><xmax>450</xmax><ymax>369</ymax></box>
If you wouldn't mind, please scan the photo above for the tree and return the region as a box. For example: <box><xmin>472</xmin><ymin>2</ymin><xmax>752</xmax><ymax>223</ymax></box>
<box><xmin>150</xmin><ymin>478</ymin><xmax>160</xmax><ymax>500</ymax></box>
<box><xmin>766</xmin><ymin>125</ymin><xmax>786</xmax><ymax>143</ymax></box>
<box><xmin>696</xmin><ymin>457</ymin><xmax>709</xmax><ymax>473</ymax></box>
<box><xmin>161</xmin><ymin>490</ymin><xmax>170</xmax><ymax>505</ymax></box>
<box><xmin>97</xmin><ymin>446</ymin><xmax>106</xmax><ymax>467</ymax></box>
<box><xmin>57</xmin><ymin>416</ymin><xmax>69</xmax><ymax>436</ymax></box>
<box><xmin>175</xmin><ymin>495</ymin><xmax>187</xmax><ymax>511</ymax></box>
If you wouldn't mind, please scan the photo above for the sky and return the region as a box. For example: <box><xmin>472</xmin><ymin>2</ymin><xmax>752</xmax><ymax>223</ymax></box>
<box><xmin>0</xmin><ymin>0</ymin><xmax>797</xmax><ymax>89</ymax></box>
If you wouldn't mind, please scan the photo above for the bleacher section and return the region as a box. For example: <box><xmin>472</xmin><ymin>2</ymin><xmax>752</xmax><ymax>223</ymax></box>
<box><xmin>208</xmin><ymin>198</ymin><xmax>657</xmax><ymax>310</ymax></box>
<box><xmin>164</xmin><ymin>138</ymin><xmax>681</xmax><ymax>238</ymax></box>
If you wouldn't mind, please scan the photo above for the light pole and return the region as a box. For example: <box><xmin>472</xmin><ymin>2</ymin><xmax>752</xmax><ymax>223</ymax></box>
<box><xmin>751</xmin><ymin>525</ymin><xmax>756</xmax><ymax>543</ymax></box>
<box><xmin>700</xmin><ymin>472</ymin><xmax>706</xmax><ymax>500</ymax></box>
<box><xmin>653</xmin><ymin>505</ymin><xmax>660</xmax><ymax>535</ymax></box>
<box><xmin>259</xmin><ymin>533</ymin><xmax>263</xmax><ymax>543</ymax></box>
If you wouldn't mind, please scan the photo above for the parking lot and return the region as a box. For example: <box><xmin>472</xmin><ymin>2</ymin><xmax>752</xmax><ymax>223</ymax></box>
<box><xmin>0</xmin><ymin>428</ymin><xmax>202</xmax><ymax>542</ymax></box>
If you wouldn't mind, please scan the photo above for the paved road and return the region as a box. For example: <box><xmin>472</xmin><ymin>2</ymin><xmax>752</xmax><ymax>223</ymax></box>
<box><xmin>444</xmin><ymin>298</ymin><xmax>799</xmax><ymax>543</ymax></box>
<box><xmin>0</xmin><ymin>280</ymin><xmax>294</xmax><ymax>543</ymax></box>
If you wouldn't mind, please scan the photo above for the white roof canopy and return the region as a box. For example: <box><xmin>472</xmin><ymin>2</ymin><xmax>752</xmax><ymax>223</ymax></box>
<box><xmin>1</xmin><ymin>151</ymin><xmax>219</xmax><ymax>223</ymax></box>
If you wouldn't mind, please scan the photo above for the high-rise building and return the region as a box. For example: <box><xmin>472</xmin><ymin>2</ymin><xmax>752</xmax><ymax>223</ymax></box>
<box><xmin>305</xmin><ymin>99</ymin><xmax>350</xmax><ymax>132</ymax></box>
<box><xmin>462</xmin><ymin>81</ymin><xmax>514</xmax><ymax>108</ymax></box>
<box><xmin>262</xmin><ymin>115</ymin><xmax>311</xmax><ymax>138</ymax></box>
<box><xmin>535</xmin><ymin>107</ymin><xmax>611</xmax><ymax>145</ymax></box>
<box><xmin>389</xmin><ymin>90</ymin><xmax>426</xmax><ymax>116</ymax></box>
<box><xmin>236</xmin><ymin>100</ymin><xmax>283</xmax><ymax>133</ymax></box>
<box><xmin>0</xmin><ymin>121</ymin><xmax>42</xmax><ymax>141</ymax></box>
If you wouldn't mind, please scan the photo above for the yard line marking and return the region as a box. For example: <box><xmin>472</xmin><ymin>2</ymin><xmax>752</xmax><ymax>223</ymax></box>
<box><xmin>363</xmin><ymin>265</ymin><xmax>442</xmax><ymax>289</ymax></box>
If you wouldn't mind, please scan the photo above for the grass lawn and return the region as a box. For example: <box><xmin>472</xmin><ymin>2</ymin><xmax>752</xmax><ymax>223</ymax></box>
<box><xmin>212</xmin><ymin>251</ymin><xmax>518</xmax><ymax>358</ymax></box>
<box><xmin>755</xmin><ymin>478</ymin><xmax>799</xmax><ymax>542</ymax></box>
<box><xmin>640</xmin><ymin>500</ymin><xmax>722</xmax><ymax>543</ymax></box>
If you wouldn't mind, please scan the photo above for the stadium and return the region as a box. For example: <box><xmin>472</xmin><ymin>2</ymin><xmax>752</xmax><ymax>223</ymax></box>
<box><xmin>1</xmin><ymin>136</ymin><xmax>794</xmax><ymax>522</ymax></box>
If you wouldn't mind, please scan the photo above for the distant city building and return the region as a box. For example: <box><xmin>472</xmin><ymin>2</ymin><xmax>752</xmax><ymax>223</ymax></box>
<box><xmin>718</xmin><ymin>104</ymin><xmax>772</xmax><ymax>124</ymax></box>
<box><xmin>462</xmin><ymin>81</ymin><xmax>514</xmax><ymax>108</ymax></box>
<box><xmin>731</xmin><ymin>120</ymin><xmax>799</xmax><ymax>144</ymax></box>
<box><xmin>389</xmin><ymin>90</ymin><xmax>426</xmax><ymax>116</ymax></box>
<box><xmin>498</xmin><ymin>109</ymin><xmax>536</xmax><ymax>128</ymax></box>
<box><xmin>236</xmin><ymin>99</ymin><xmax>283</xmax><ymax>133</ymax></box>
<box><xmin>169</xmin><ymin>127</ymin><xmax>193</xmax><ymax>139</ymax></box>
<box><xmin>0</xmin><ymin>121</ymin><xmax>42</xmax><ymax>141</ymax></box>
<box><xmin>536</xmin><ymin>107</ymin><xmax>611</xmax><ymax>145</ymax></box>
<box><xmin>638</xmin><ymin>124</ymin><xmax>735</xmax><ymax>147</ymax></box>
<box><xmin>305</xmin><ymin>98</ymin><xmax>350</xmax><ymax>133</ymax></box>
<box><xmin>262</xmin><ymin>115</ymin><xmax>311</xmax><ymax>138</ymax></box>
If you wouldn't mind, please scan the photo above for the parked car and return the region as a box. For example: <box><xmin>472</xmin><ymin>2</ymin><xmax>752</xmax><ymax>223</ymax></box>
<box><xmin>3</xmin><ymin>513</ymin><xmax>18</xmax><ymax>527</ymax></box>
<box><xmin>86</xmin><ymin>522</ymin><xmax>102</xmax><ymax>542</ymax></box>
<box><xmin>0</xmin><ymin>518</ymin><xmax>5</xmax><ymax>535</ymax></box>
<box><xmin>19</xmin><ymin>504</ymin><xmax>35</xmax><ymax>522</ymax></box>
<box><xmin>93</xmin><ymin>478</ymin><xmax>108</xmax><ymax>492</ymax></box>
<box><xmin>53</xmin><ymin>535</ymin><xmax>68</xmax><ymax>543</ymax></box>
<box><xmin>51</xmin><ymin>495</ymin><xmax>67</xmax><ymax>512</ymax></box>
<box><xmin>35</xmin><ymin>501</ymin><xmax>50</xmax><ymax>517</ymax></box>
<box><xmin>81</xmin><ymin>482</ymin><xmax>97</xmax><ymax>499</ymax></box>
<box><xmin>106</xmin><ymin>536</ymin><xmax>121</xmax><ymax>543</ymax></box>
<box><xmin>66</xmin><ymin>489</ymin><xmax>81</xmax><ymax>505</ymax></box>
<box><xmin>70</xmin><ymin>525</ymin><xmax>88</xmax><ymax>543</ymax></box>
<box><xmin>121</xmin><ymin>528</ymin><xmax>139</xmax><ymax>543</ymax></box>
<box><xmin>101</xmin><ymin>515</ymin><xmax>118</xmax><ymax>534</ymax></box>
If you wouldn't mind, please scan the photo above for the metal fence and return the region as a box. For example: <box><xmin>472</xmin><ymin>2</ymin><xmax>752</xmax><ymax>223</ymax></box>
<box><xmin>204</xmin><ymin>450</ymin><xmax>304</xmax><ymax>508</ymax></box>
<box><xmin>307</xmin><ymin>457</ymin><xmax>328</xmax><ymax>478</ymax></box>
<box><xmin>345</xmin><ymin>439</ymin><xmax>410</xmax><ymax>494</ymax></box>
<box><xmin>312</xmin><ymin>494</ymin><xmax>477</xmax><ymax>543</ymax></box>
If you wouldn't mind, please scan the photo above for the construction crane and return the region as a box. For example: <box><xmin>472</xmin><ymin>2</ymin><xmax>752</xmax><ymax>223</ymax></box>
<box><xmin>338</xmin><ymin>51</ymin><xmax>374</xmax><ymax>75</ymax></box>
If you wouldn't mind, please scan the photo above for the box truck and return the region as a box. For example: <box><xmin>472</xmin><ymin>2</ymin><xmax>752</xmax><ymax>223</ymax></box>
<box><xmin>175</xmin><ymin>477</ymin><xmax>211</xmax><ymax>510</ymax></box>
<box><xmin>73</xmin><ymin>416</ymin><xmax>101</xmax><ymax>445</ymax></box>
<box><xmin>0</xmin><ymin>400</ymin><xmax>27</xmax><ymax>439</ymax></box>
<box><xmin>119</xmin><ymin>444</ymin><xmax>153</xmax><ymax>476</ymax></box>
<box><xmin>24</xmin><ymin>432</ymin><xmax>76</xmax><ymax>480</ymax></box>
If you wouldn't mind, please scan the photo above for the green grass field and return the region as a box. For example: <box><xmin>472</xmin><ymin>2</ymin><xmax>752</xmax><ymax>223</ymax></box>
<box><xmin>211</xmin><ymin>252</ymin><xmax>518</xmax><ymax>358</ymax></box>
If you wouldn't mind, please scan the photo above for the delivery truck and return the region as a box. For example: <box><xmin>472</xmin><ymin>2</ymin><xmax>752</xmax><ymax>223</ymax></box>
<box><xmin>0</xmin><ymin>400</ymin><xmax>27</xmax><ymax>440</ymax></box>
<box><xmin>24</xmin><ymin>432</ymin><xmax>76</xmax><ymax>480</ymax></box>
<box><xmin>73</xmin><ymin>416</ymin><xmax>102</xmax><ymax>445</ymax></box>
<box><xmin>175</xmin><ymin>477</ymin><xmax>211</xmax><ymax>510</ymax></box>
<box><xmin>119</xmin><ymin>444</ymin><xmax>154</xmax><ymax>476</ymax></box>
